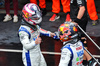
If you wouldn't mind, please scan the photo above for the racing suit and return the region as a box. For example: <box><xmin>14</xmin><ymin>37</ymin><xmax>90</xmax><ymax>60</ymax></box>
<box><xmin>18</xmin><ymin>20</ymin><xmax>51</xmax><ymax>66</ymax></box>
<box><xmin>30</xmin><ymin>0</ymin><xmax>46</xmax><ymax>9</ymax></box>
<box><xmin>52</xmin><ymin>0</ymin><xmax>70</xmax><ymax>13</ymax></box>
<box><xmin>59</xmin><ymin>40</ymin><xmax>84</xmax><ymax>66</ymax></box>
<box><xmin>87</xmin><ymin>0</ymin><xmax>98</xmax><ymax>21</ymax></box>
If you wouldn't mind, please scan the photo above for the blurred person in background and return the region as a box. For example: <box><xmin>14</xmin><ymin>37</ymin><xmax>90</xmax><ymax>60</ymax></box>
<box><xmin>30</xmin><ymin>0</ymin><xmax>47</xmax><ymax>16</ymax></box>
<box><xmin>87</xmin><ymin>0</ymin><xmax>99</xmax><ymax>26</ymax></box>
<box><xmin>70</xmin><ymin>0</ymin><xmax>97</xmax><ymax>65</ymax></box>
<box><xmin>3</xmin><ymin>0</ymin><xmax>18</xmax><ymax>22</ymax></box>
<box><xmin>49</xmin><ymin>0</ymin><xmax>70</xmax><ymax>22</ymax></box>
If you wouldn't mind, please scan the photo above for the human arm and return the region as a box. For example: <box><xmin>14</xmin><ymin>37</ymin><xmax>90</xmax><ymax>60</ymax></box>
<box><xmin>19</xmin><ymin>31</ymin><xmax>41</xmax><ymax>50</ymax></box>
<box><xmin>77</xmin><ymin>6</ymin><xmax>85</xmax><ymax>19</ymax></box>
<box><xmin>74</xmin><ymin>0</ymin><xmax>86</xmax><ymax>23</ymax></box>
<box><xmin>59</xmin><ymin>48</ymin><xmax>71</xmax><ymax>66</ymax></box>
<box><xmin>39</xmin><ymin>27</ymin><xmax>55</xmax><ymax>37</ymax></box>
<box><xmin>53</xmin><ymin>31</ymin><xmax>60</xmax><ymax>39</ymax></box>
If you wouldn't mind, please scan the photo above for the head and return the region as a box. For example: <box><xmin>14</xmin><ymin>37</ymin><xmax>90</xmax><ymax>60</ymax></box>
<box><xmin>22</xmin><ymin>3</ymin><xmax>42</xmax><ymax>25</ymax></box>
<box><xmin>58</xmin><ymin>22</ymin><xmax>79</xmax><ymax>42</ymax></box>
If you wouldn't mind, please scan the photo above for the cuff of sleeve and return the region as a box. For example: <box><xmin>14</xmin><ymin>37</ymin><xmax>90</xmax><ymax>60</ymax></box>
<box><xmin>32</xmin><ymin>41</ymin><xmax>37</xmax><ymax>46</ymax></box>
<box><xmin>74</xmin><ymin>18</ymin><xmax>81</xmax><ymax>23</ymax></box>
<box><xmin>48</xmin><ymin>31</ymin><xmax>51</xmax><ymax>37</ymax></box>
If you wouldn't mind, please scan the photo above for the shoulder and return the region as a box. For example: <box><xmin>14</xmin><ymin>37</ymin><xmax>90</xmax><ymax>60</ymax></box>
<box><xmin>63</xmin><ymin>44</ymin><xmax>71</xmax><ymax>49</ymax></box>
<box><xmin>62</xmin><ymin>44</ymin><xmax>71</xmax><ymax>52</ymax></box>
<box><xmin>61</xmin><ymin>47</ymin><xmax>71</xmax><ymax>55</ymax></box>
<box><xmin>77</xmin><ymin>40</ymin><xmax>83</xmax><ymax>45</ymax></box>
<box><xmin>18</xmin><ymin>25</ymin><xmax>31</xmax><ymax>36</ymax></box>
<box><xmin>19</xmin><ymin>25</ymin><xmax>31</xmax><ymax>32</ymax></box>
<box><xmin>19</xmin><ymin>25</ymin><xmax>30</xmax><ymax>30</ymax></box>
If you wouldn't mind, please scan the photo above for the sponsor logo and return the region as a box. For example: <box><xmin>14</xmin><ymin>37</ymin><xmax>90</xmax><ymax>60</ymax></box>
<box><xmin>77</xmin><ymin>50</ymin><xmax>84</xmax><ymax>57</ymax></box>
<box><xmin>76</xmin><ymin>46</ymin><xmax>82</xmax><ymax>50</ymax></box>
<box><xmin>76</xmin><ymin>57</ymin><xmax>79</xmax><ymax>61</ymax></box>
<box><xmin>76</xmin><ymin>60</ymin><xmax>83</xmax><ymax>65</ymax></box>
<box><xmin>30</xmin><ymin>28</ymin><xmax>34</xmax><ymax>33</ymax></box>
<box><xmin>78</xmin><ymin>0</ymin><xmax>82</xmax><ymax>4</ymax></box>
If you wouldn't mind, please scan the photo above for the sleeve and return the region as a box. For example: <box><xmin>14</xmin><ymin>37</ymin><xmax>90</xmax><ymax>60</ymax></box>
<box><xmin>59</xmin><ymin>48</ymin><xmax>71</xmax><ymax>66</ymax></box>
<box><xmin>19</xmin><ymin>31</ymin><xmax>36</xmax><ymax>50</ymax></box>
<box><xmin>53</xmin><ymin>31</ymin><xmax>60</xmax><ymax>39</ymax></box>
<box><xmin>39</xmin><ymin>27</ymin><xmax>51</xmax><ymax>37</ymax></box>
<box><xmin>77</xmin><ymin>0</ymin><xmax>85</xmax><ymax>7</ymax></box>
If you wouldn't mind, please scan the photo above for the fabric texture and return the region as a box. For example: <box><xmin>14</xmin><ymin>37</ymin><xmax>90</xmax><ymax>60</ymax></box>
<box><xmin>52</xmin><ymin>0</ymin><xmax>70</xmax><ymax>13</ymax></box>
<box><xmin>30</xmin><ymin>0</ymin><xmax>46</xmax><ymax>8</ymax></box>
<box><xmin>87</xmin><ymin>0</ymin><xmax>98</xmax><ymax>20</ymax></box>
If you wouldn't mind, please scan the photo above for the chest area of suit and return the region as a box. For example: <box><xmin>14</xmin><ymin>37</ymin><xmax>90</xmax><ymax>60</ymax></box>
<box><xmin>29</xmin><ymin>28</ymin><xmax>40</xmax><ymax>38</ymax></box>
